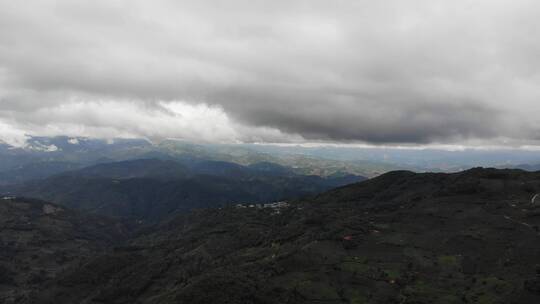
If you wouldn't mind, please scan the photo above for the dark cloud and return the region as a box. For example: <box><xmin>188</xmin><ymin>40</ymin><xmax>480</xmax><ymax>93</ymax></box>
<box><xmin>212</xmin><ymin>86</ymin><xmax>503</xmax><ymax>144</ymax></box>
<box><xmin>0</xmin><ymin>0</ymin><xmax>539</xmax><ymax>146</ymax></box>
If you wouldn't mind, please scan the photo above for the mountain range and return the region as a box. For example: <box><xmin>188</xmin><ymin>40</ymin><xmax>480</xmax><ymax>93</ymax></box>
<box><xmin>0</xmin><ymin>136</ymin><xmax>397</xmax><ymax>185</ymax></box>
<box><xmin>2</xmin><ymin>168</ymin><xmax>540</xmax><ymax>303</ymax></box>
<box><xmin>1</xmin><ymin>158</ymin><xmax>366</xmax><ymax>222</ymax></box>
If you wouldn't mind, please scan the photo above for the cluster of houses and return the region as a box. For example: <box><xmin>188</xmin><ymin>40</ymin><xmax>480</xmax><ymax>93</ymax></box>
<box><xmin>235</xmin><ymin>201</ymin><xmax>289</xmax><ymax>209</ymax></box>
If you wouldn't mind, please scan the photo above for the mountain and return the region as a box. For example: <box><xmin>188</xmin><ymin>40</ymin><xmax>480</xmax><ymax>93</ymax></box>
<box><xmin>0</xmin><ymin>137</ymin><xmax>156</xmax><ymax>183</ymax></box>
<box><xmin>23</xmin><ymin>136</ymin><xmax>152</xmax><ymax>156</ymax></box>
<box><xmin>247</xmin><ymin>161</ymin><xmax>296</xmax><ymax>176</ymax></box>
<box><xmin>63</xmin><ymin>158</ymin><xmax>190</xmax><ymax>180</ymax></box>
<box><xmin>0</xmin><ymin>197</ymin><xmax>132</xmax><ymax>304</ymax></box>
<box><xmin>4</xmin><ymin>159</ymin><xmax>366</xmax><ymax>222</ymax></box>
<box><xmin>0</xmin><ymin>137</ymin><xmax>401</xmax><ymax>183</ymax></box>
<box><xmin>29</xmin><ymin>168</ymin><xmax>540</xmax><ymax>303</ymax></box>
<box><xmin>245</xmin><ymin>144</ymin><xmax>540</xmax><ymax>173</ymax></box>
<box><xmin>0</xmin><ymin>161</ymin><xmax>83</xmax><ymax>185</ymax></box>
<box><xmin>183</xmin><ymin>160</ymin><xmax>261</xmax><ymax>179</ymax></box>
<box><xmin>515</xmin><ymin>163</ymin><xmax>540</xmax><ymax>172</ymax></box>
<box><xmin>155</xmin><ymin>140</ymin><xmax>403</xmax><ymax>177</ymax></box>
<box><xmin>6</xmin><ymin>136</ymin><xmax>540</xmax><ymax>181</ymax></box>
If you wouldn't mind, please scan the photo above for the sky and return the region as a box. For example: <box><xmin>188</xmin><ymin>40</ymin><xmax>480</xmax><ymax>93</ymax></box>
<box><xmin>1</xmin><ymin>0</ymin><xmax>540</xmax><ymax>148</ymax></box>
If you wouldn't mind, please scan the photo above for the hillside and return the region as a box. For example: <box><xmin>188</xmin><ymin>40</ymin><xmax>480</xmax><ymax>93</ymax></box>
<box><xmin>29</xmin><ymin>168</ymin><xmax>540</xmax><ymax>303</ymax></box>
<box><xmin>0</xmin><ymin>197</ymin><xmax>132</xmax><ymax>304</ymax></box>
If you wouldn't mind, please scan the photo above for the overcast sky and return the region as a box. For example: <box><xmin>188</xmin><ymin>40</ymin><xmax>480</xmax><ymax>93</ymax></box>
<box><xmin>1</xmin><ymin>0</ymin><xmax>540</xmax><ymax>147</ymax></box>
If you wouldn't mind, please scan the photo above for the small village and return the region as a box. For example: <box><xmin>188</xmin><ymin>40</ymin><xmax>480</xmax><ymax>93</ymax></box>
<box><xmin>235</xmin><ymin>201</ymin><xmax>289</xmax><ymax>209</ymax></box>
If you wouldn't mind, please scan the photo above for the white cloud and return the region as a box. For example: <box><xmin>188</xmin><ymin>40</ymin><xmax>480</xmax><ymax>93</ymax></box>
<box><xmin>67</xmin><ymin>138</ymin><xmax>79</xmax><ymax>145</ymax></box>
<box><xmin>0</xmin><ymin>99</ymin><xmax>302</xmax><ymax>145</ymax></box>
<box><xmin>0</xmin><ymin>120</ymin><xmax>28</xmax><ymax>147</ymax></box>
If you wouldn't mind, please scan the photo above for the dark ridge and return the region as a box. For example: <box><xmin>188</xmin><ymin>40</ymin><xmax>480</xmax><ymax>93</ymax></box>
<box><xmin>22</xmin><ymin>168</ymin><xmax>540</xmax><ymax>303</ymax></box>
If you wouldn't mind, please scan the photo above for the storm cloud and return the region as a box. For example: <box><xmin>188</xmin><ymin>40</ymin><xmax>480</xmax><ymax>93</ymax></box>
<box><xmin>1</xmin><ymin>0</ymin><xmax>540</xmax><ymax>146</ymax></box>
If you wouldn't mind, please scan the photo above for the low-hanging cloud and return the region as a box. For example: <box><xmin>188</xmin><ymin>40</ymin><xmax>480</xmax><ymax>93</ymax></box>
<box><xmin>1</xmin><ymin>0</ymin><xmax>540</xmax><ymax>146</ymax></box>
<box><xmin>0</xmin><ymin>100</ymin><xmax>302</xmax><ymax>146</ymax></box>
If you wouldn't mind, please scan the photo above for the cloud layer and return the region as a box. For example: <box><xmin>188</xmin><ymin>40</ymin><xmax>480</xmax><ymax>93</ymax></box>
<box><xmin>1</xmin><ymin>0</ymin><xmax>540</xmax><ymax>146</ymax></box>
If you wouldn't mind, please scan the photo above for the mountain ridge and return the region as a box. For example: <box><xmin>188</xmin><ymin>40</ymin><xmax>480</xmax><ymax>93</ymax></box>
<box><xmin>2</xmin><ymin>158</ymin><xmax>366</xmax><ymax>222</ymax></box>
<box><xmin>15</xmin><ymin>167</ymin><xmax>540</xmax><ymax>303</ymax></box>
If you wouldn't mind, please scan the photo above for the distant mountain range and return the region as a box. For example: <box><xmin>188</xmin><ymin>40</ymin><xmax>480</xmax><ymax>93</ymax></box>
<box><xmin>0</xmin><ymin>136</ymin><xmax>401</xmax><ymax>184</ymax></box>
<box><xmin>515</xmin><ymin>163</ymin><xmax>540</xmax><ymax>172</ymax></box>
<box><xmin>3</xmin><ymin>136</ymin><xmax>540</xmax><ymax>182</ymax></box>
<box><xmin>3</xmin><ymin>168</ymin><xmax>540</xmax><ymax>303</ymax></box>
<box><xmin>1</xmin><ymin>158</ymin><xmax>366</xmax><ymax>222</ymax></box>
